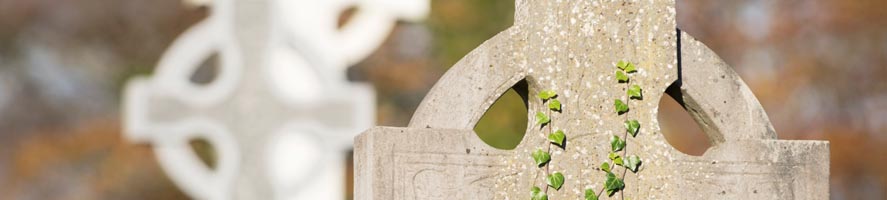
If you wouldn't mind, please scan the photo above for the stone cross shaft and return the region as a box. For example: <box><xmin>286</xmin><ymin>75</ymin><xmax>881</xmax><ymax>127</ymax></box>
<box><xmin>355</xmin><ymin>1</ymin><xmax>828</xmax><ymax>199</ymax></box>
<box><xmin>123</xmin><ymin>0</ymin><xmax>427</xmax><ymax>199</ymax></box>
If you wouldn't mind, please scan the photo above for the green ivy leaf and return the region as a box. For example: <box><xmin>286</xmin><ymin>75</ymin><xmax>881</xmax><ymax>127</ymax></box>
<box><xmin>606</xmin><ymin>171</ymin><xmax>616</xmax><ymax>179</ymax></box>
<box><xmin>627</xmin><ymin>85</ymin><xmax>642</xmax><ymax>99</ymax></box>
<box><xmin>535</xmin><ymin>112</ymin><xmax>550</xmax><ymax>126</ymax></box>
<box><xmin>608</xmin><ymin>152</ymin><xmax>618</xmax><ymax>160</ymax></box>
<box><xmin>604</xmin><ymin>172</ymin><xmax>625</xmax><ymax>196</ymax></box>
<box><xmin>610</xmin><ymin>135</ymin><xmax>625</xmax><ymax>152</ymax></box>
<box><xmin>624</xmin><ymin>120</ymin><xmax>640</xmax><ymax>137</ymax></box>
<box><xmin>608</xmin><ymin>152</ymin><xmax>624</xmax><ymax>166</ymax></box>
<box><xmin>616</xmin><ymin>60</ymin><xmax>628</xmax><ymax>70</ymax></box>
<box><xmin>600</xmin><ymin>162</ymin><xmax>611</xmax><ymax>173</ymax></box>
<box><xmin>624</xmin><ymin>62</ymin><xmax>637</xmax><ymax>73</ymax></box>
<box><xmin>613</xmin><ymin>99</ymin><xmax>629</xmax><ymax>114</ymax></box>
<box><xmin>615</xmin><ymin>70</ymin><xmax>629</xmax><ymax>83</ymax></box>
<box><xmin>549</xmin><ymin>99</ymin><xmax>562</xmax><ymax>111</ymax></box>
<box><xmin>547</xmin><ymin>172</ymin><xmax>565</xmax><ymax>190</ymax></box>
<box><xmin>532</xmin><ymin>149</ymin><xmax>551</xmax><ymax>167</ymax></box>
<box><xmin>548</xmin><ymin>130</ymin><xmax>566</xmax><ymax>146</ymax></box>
<box><xmin>626</xmin><ymin>155</ymin><xmax>642</xmax><ymax>173</ymax></box>
<box><xmin>531</xmin><ymin>186</ymin><xmax>548</xmax><ymax>200</ymax></box>
<box><xmin>585</xmin><ymin>188</ymin><xmax>599</xmax><ymax>200</ymax></box>
<box><xmin>538</xmin><ymin>90</ymin><xmax>557</xmax><ymax>100</ymax></box>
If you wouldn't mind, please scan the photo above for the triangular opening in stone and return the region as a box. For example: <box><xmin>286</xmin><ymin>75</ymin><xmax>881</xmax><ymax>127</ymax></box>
<box><xmin>474</xmin><ymin>80</ymin><xmax>528</xmax><ymax>150</ymax></box>
<box><xmin>337</xmin><ymin>6</ymin><xmax>359</xmax><ymax>30</ymax></box>
<box><xmin>189</xmin><ymin>53</ymin><xmax>220</xmax><ymax>85</ymax></box>
<box><xmin>188</xmin><ymin>137</ymin><xmax>217</xmax><ymax>169</ymax></box>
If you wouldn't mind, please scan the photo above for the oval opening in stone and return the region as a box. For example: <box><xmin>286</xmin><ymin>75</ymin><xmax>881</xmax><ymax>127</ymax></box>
<box><xmin>337</xmin><ymin>6</ymin><xmax>358</xmax><ymax>30</ymax></box>
<box><xmin>189</xmin><ymin>137</ymin><xmax>217</xmax><ymax>169</ymax></box>
<box><xmin>657</xmin><ymin>93</ymin><xmax>711</xmax><ymax>156</ymax></box>
<box><xmin>474</xmin><ymin>88</ymin><xmax>528</xmax><ymax>150</ymax></box>
<box><xmin>189</xmin><ymin>53</ymin><xmax>219</xmax><ymax>85</ymax></box>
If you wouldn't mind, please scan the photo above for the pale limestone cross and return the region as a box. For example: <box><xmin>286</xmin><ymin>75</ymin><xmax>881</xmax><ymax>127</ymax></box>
<box><xmin>122</xmin><ymin>0</ymin><xmax>427</xmax><ymax>199</ymax></box>
<box><xmin>355</xmin><ymin>1</ymin><xmax>828</xmax><ymax>199</ymax></box>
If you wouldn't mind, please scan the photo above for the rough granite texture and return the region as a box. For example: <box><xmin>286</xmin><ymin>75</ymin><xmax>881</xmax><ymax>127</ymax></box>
<box><xmin>355</xmin><ymin>0</ymin><xmax>828</xmax><ymax>199</ymax></box>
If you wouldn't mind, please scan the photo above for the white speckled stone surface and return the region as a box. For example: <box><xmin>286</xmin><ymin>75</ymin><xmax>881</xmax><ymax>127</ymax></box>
<box><xmin>355</xmin><ymin>0</ymin><xmax>828</xmax><ymax>199</ymax></box>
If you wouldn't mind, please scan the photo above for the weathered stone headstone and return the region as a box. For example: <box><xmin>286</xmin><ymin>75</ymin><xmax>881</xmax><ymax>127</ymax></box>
<box><xmin>122</xmin><ymin>0</ymin><xmax>427</xmax><ymax>199</ymax></box>
<box><xmin>354</xmin><ymin>1</ymin><xmax>828</xmax><ymax>199</ymax></box>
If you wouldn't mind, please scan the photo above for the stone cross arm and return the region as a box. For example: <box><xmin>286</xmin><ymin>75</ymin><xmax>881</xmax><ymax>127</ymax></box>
<box><xmin>356</xmin><ymin>127</ymin><xmax>827</xmax><ymax>199</ymax></box>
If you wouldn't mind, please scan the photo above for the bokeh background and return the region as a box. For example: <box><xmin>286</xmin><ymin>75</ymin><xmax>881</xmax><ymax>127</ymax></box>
<box><xmin>0</xmin><ymin>0</ymin><xmax>885</xmax><ymax>199</ymax></box>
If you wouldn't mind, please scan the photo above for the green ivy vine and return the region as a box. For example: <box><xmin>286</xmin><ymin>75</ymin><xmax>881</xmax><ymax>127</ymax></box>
<box><xmin>530</xmin><ymin>61</ymin><xmax>644</xmax><ymax>200</ymax></box>
<box><xmin>585</xmin><ymin>60</ymin><xmax>644</xmax><ymax>200</ymax></box>
<box><xmin>531</xmin><ymin>89</ymin><xmax>565</xmax><ymax>200</ymax></box>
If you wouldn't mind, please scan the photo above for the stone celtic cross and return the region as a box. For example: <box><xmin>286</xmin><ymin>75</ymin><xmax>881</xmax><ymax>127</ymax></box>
<box><xmin>122</xmin><ymin>0</ymin><xmax>426</xmax><ymax>199</ymax></box>
<box><xmin>354</xmin><ymin>1</ymin><xmax>828</xmax><ymax>199</ymax></box>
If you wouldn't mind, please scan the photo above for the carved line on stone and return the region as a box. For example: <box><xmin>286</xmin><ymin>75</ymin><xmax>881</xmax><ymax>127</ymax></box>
<box><xmin>393</xmin><ymin>152</ymin><xmax>510</xmax><ymax>199</ymax></box>
<box><xmin>355</xmin><ymin>127</ymin><xmax>515</xmax><ymax>199</ymax></box>
<box><xmin>394</xmin><ymin>152</ymin><xmax>510</xmax><ymax>166</ymax></box>
<box><xmin>669</xmin><ymin>30</ymin><xmax>778</xmax><ymax>144</ymax></box>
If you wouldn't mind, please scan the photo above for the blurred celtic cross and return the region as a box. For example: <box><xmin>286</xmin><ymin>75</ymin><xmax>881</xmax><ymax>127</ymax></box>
<box><xmin>354</xmin><ymin>0</ymin><xmax>829</xmax><ymax>199</ymax></box>
<box><xmin>122</xmin><ymin>0</ymin><xmax>427</xmax><ymax>199</ymax></box>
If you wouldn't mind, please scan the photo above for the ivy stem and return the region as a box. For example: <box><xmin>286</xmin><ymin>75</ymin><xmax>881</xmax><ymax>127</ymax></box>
<box><xmin>596</xmin><ymin>184</ymin><xmax>606</xmax><ymax>198</ymax></box>
<box><xmin>618</xmin><ymin>77</ymin><xmax>638</xmax><ymax>200</ymax></box>
<box><xmin>597</xmin><ymin>78</ymin><xmax>634</xmax><ymax>199</ymax></box>
<box><xmin>543</xmin><ymin>105</ymin><xmax>554</xmax><ymax>194</ymax></box>
<box><xmin>618</xmin><ymin>79</ymin><xmax>631</xmax><ymax>200</ymax></box>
